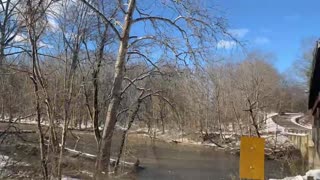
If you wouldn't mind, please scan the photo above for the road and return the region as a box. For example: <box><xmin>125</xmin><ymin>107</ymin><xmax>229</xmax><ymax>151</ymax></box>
<box><xmin>272</xmin><ymin>113</ymin><xmax>311</xmax><ymax>132</ymax></box>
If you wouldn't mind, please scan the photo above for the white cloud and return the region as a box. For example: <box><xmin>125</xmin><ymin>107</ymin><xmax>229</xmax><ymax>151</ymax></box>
<box><xmin>39</xmin><ymin>41</ymin><xmax>53</xmax><ymax>49</ymax></box>
<box><xmin>12</xmin><ymin>34</ymin><xmax>53</xmax><ymax>48</ymax></box>
<box><xmin>228</xmin><ymin>28</ymin><xmax>249</xmax><ymax>38</ymax></box>
<box><xmin>217</xmin><ymin>40</ymin><xmax>236</xmax><ymax>49</ymax></box>
<box><xmin>13</xmin><ymin>34</ymin><xmax>27</xmax><ymax>42</ymax></box>
<box><xmin>48</xmin><ymin>17</ymin><xmax>59</xmax><ymax>30</ymax></box>
<box><xmin>48</xmin><ymin>1</ymin><xmax>64</xmax><ymax>17</ymax></box>
<box><xmin>254</xmin><ymin>37</ymin><xmax>270</xmax><ymax>44</ymax></box>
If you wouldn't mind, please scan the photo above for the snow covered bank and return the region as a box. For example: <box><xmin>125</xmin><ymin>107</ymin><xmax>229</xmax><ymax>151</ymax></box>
<box><xmin>0</xmin><ymin>154</ymin><xmax>30</xmax><ymax>168</ymax></box>
<box><xmin>0</xmin><ymin>154</ymin><xmax>31</xmax><ymax>178</ymax></box>
<box><xmin>264</xmin><ymin>113</ymin><xmax>285</xmax><ymax>133</ymax></box>
<box><xmin>270</xmin><ymin>169</ymin><xmax>320</xmax><ymax>180</ymax></box>
<box><xmin>0</xmin><ymin>115</ymin><xmax>97</xmax><ymax>131</ymax></box>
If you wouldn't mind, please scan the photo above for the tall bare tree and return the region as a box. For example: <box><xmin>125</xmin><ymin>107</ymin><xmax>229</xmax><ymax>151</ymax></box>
<box><xmin>80</xmin><ymin>0</ymin><xmax>231</xmax><ymax>176</ymax></box>
<box><xmin>22</xmin><ymin>0</ymin><xmax>53</xmax><ymax>178</ymax></box>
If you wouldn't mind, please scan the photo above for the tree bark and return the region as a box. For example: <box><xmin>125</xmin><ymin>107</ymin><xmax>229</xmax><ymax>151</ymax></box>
<box><xmin>30</xmin><ymin>76</ymin><xmax>48</xmax><ymax>180</ymax></box>
<box><xmin>114</xmin><ymin>100</ymin><xmax>141</xmax><ymax>174</ymax></box>
<box><xmin>96</xmin><ymin>0</ymin><xmax>136</xmax><ymax>177</ymax></box>
<box><xmin>247</xmin><ymin>99</ymin><xmax>261</xmax><ymax>138</ymax></box>
<box><xmin>232</xmin><ymin>102</ymin><xmax>242</xmax><ymax>136</ymax></box>
<box><xmin>27</xmin><ymin>6</ymin><xmax>48</xmax><ymax>176</ymax></box>
<box><xmin>92</xmin><ymin>26</ymin><xmax>108</xmax><ymax>146</ymax></box>
<box><xmin>58</xmin><ymin>39</ymin><xmax>81</xmax><ymax>179</ymax></box>
<box><xmin>25</xmin><ymin>0</ymin><xmax>59</xmax><ymax>177</ymax></box>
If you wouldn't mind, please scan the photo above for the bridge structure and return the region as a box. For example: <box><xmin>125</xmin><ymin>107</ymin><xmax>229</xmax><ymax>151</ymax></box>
<box><xmin>271</xmin><ymin>113</ymin><xmax>311</xmax><ymax>135</ymax></box>
<box><xmin>270</xmin><ymin>113</ymin><xmax>320</xmax><ymax>168</ymax></box>
<box><xmin>306</xmin><ymin>40</ymin><xmax>320</xmax><ymax>170</ymax></box>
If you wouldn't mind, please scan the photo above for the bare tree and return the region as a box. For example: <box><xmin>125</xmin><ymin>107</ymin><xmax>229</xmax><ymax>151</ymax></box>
<box><xmin>54</xmin><ymin>1</ymin><xmax>92</xmax><ymax>178</ymax></box>
<box><xmin>22</xmin><ymin>0</ymin><xmax>53</xmax><ymax>178</ymax></box>
<box><xmin>0</xmin><ymin>0</ymin><xmax>25</xmax><ymax>121</ymax></box>
<box><xmin>79</xmin><ymin>0</ymin><xmax>231</xmax><ymax>176</ymax></box>
<box><xmin>234</xmin><ymin>53</ymin><xmax>281</xmax><ymax>137</ymax></box>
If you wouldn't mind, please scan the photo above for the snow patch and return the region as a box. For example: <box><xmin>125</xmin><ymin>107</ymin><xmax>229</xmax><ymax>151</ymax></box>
<box><xmin>115</xmin><ymin>124</ymin><xmax>127</xmax><ymax>131</ymax></box>
<box><xmin>0</xmin><ymin>154</ymin><xmax>30</xmax><ymax>168</ymax></box>
<box><xmin>0</xmin><ymin>155</ymin><xmax>10</xmax><ymax>168</ymax></box>
<box><xmin>62</xmin><ymin>176</ymin><xmax>80</xmax><ymax>180</ymax></box>
<box><xmin>264</xmin><ymin>113</ymin><xmax>285</xmax><ymax>133</ymax></box>
<box><xmin>270</xmin><ymin>169</ymin><xmax>320</xmax><ymax>180</ymax></box>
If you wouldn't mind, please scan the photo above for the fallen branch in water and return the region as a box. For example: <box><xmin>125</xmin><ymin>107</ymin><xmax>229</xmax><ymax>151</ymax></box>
<box><xmin>0</xmin><ymin>130</ymin><xmax>36</xmax><ymax>134</ymax></box>
<box><xmin>207</xmin><ymin>138</ymin><xmax>225</xmax><ymax>148</ymax></box>
<box><xmin>63</xmin><ymin>147</ymin><xmax>137</xmax><ymax>168</ymax></box>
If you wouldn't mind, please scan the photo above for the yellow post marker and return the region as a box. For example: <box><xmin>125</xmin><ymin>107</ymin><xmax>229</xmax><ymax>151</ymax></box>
<box><xmin>239</xmin><ymin>136</ymin><xmax>265</xmax><ymax>180</ymax></box>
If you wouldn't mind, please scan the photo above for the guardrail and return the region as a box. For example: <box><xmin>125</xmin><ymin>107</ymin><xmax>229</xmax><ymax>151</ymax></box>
<box><xmin>284</xmin><ymin>129</ymin><xmax>310</xmax><ymax>136</ymax></box>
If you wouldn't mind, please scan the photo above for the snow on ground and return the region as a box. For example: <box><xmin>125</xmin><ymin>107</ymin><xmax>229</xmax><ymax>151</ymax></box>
<box><xmin>264</xmin><ymin>113</ymin><xmax>285</xmax><ymax>133</ymax></box>
<box><xmin>0</xmin><ymin>154</ymin><xmax>30</xmax><ymax>168</ymax></box>
<box><xmin>0</xmin><ymin>155</ymin><xmax>10</xmax><ymax>168</ymax></box>
<box><xmin>132</xmin><ymin>113</ymin><xmax>293</xmax><ymax>148</ymax></box>
<box><xmin>285</xmin><ymin>132</ymin><xmax>308</xmax><ymax>136</ymax></box>
<box><xmin>0</xmin><ymin>154</ymin><xmax>31</xmax><ymax>178</ymax></box>
<box><xmin>62</xmin><ymin>176</ymin><xmax>80</xmax><ymax>180</ymax></box>
<box><xmin>270</xmin><ymin>169</ymin><xmax>320</xmax><ymax>180</ymax></box>
<box><xmin>0</xmin><ymin>115</ymin><xmax>96</xmax><ymax>130</ymax></box>
<box><xmin>115</xmin><ymin>124</ymin><xmax>127</xmax><ymax>131</ymax></box>
<box><xmin>290</xmin><ymin>114</ymin><xmax>312</xmax><ymax>130</ymax></box>
<box><xmin>132</xmin><ymin>127</ymin><xmax>218</xmax><ymax>147</ymax></box>
<box><xmin>262</xmin><ymin>134</ymin><xmax>290</xmax><ymax>144</ymax></box>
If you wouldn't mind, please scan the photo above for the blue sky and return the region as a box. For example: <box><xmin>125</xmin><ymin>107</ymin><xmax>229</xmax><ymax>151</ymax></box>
<box><xmin>216</xmin><ymin>0</ymin><xmax>320</xmax><ymax>72</ymax></box>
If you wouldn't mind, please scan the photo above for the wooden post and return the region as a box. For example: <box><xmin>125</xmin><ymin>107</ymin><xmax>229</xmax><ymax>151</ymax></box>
<box><xmin>240</xmin><ymin>136</ymin><xmax>265</xmax><ymax>180</ymax></box>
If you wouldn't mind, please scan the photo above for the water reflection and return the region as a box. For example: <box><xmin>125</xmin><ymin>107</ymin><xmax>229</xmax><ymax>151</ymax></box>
<box><xmin>116</xmin><ymin>135</ymin><xmax>304</xmax><ymax>180</ymax></box>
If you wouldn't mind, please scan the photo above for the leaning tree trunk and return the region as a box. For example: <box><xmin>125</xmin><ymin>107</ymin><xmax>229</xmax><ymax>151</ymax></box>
<box><xmin>114</xmin><ymin>100</ymin><xmax>141</xmax><ymax>174</ymax></box>
<box><xmin>95</xmin><ymin>0</ymin><xmax>136</xmax><ymax>177</ymax></box>
<box><xmin>247</xmin><ymin>99</ymin><xmax>261</xmax><ymax>138</ymax></box>
<box><xmin>30</xmin><ymin>58</ymin><xmax>48</xmax><ymax>180</ymax></box>
<box><xmin>28</xmin><ymin>28</ymin><xmax>48</xmax><ymax>179</ymax></box>
<box><xmin>0</xmin><ymin>45</ymin><xmax>4</xmax><ymax>121</ymax></box>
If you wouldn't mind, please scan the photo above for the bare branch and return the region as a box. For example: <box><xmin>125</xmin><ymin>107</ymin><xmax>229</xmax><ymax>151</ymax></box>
<box><xmin>78</xmin><ymin>0</ymin><xmax>122</xmax><ymax>40</ymax></box>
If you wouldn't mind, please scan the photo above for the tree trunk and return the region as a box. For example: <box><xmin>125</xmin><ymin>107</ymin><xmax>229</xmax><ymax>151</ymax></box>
<box><xmin>27</xmin><ymin>15</ymin><xmax>48</xmax><ymax>178</ymax></box>
<box><xmin>248</xmin><ymin>106</ymin><xmax>261</xmax><ymax>138</ymax></box>
<box><xmin>30</xmin><ymin>76</ymin><xmax>48</xmax><ymax>180</ymax></box>
<box><xmin>0</xmin><ymin>39</ymin><xmax>5</xmax><ymax>120</ymax></box>
<box><xmin>114</xmin><ymin>100</ymin><xmax>141</xmax><ymax>174</ymax></box>
<box><xmin>232</xmin><ymin>102</ymin><xmax>242</xmax><ymax>136</ymax></box>
<box><xmin>58</xmin><ymin>43</ymin><xmax>80</xmax><ymax>179</ymax></box>
<box><xmin>95</xmin><ymin>0</ymin><xmax>136</xmax><ymax>177</ymax></box>
<box><xmin>92</xmin><ymin>27</ymin><xmax>108</xmax><ymax>146</ymax></box>
<box><xmin>160</xmin><ymin>104</ymin><xmax>165</xmax><ymax>134</ymax></box>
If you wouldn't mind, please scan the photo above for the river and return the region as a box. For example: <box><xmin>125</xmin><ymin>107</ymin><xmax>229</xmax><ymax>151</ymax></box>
<box><xmin>0</xmin><ymin>122</ymin><xmax>306</xmax><ymax>179</ymax></box>
<box><xmin>111</xmin><ymin>134</ymin><xmax>303</xmax><ymax>180</ymax></box>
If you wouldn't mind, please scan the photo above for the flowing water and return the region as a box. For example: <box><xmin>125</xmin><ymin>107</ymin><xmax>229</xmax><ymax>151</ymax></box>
<box><xmin>0</xmin><ymin>123</ymin><xmax>306</xmax><ymax>179</ymax></box>
<box><xmin>113</xmin><ymin>135</ymin><xmax>303</xmax><ymax>180</ymax></box>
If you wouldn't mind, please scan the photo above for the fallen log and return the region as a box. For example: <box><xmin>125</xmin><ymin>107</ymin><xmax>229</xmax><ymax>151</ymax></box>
<box><xmin>171</xmin><ymin>140</ymin><xmax>181</xmax><ymax>144</ymax></box>
<box><xmin>0</xmin><ymin>130</ymin><xmax>36</xmax><ymax>134</ymax></box>
<box><xmin>63</xmin><ymin>147</ymin><xmax>137</xmax><ymax>168</ymax></box>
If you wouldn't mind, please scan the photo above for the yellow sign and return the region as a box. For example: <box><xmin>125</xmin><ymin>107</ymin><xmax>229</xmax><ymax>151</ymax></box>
<box><xmin>240</xmin><ymin>136</ymin><xmax>265</xmax><ymax>180</ymax></box>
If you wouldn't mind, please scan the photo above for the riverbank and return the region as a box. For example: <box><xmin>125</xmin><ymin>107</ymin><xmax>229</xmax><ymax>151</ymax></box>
<box><xmin>0</xmin><ymin>114</ymin><xmax>303</xmax><ymax>161</ymax></box>
<box><xmin>0</xmin><ymin>116</ymin><xmax>307</xmax><ymax>179</ymax></box>
<box><xmin>127</xmin><ymin>126</ymin><xmax>300</xmax><ymax>161</ymax></box>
